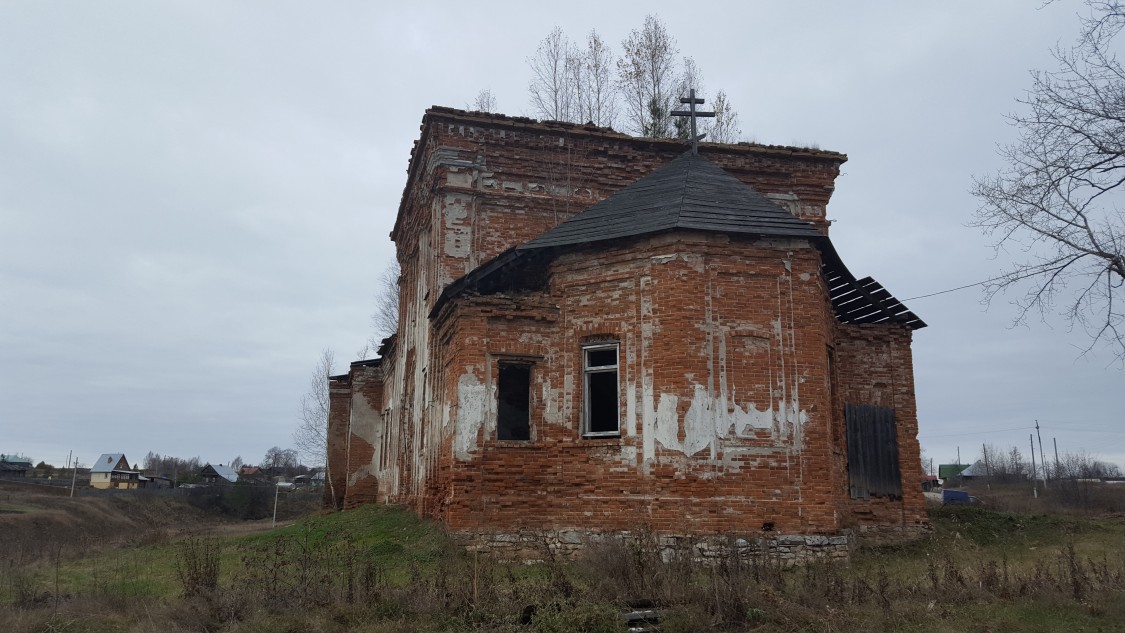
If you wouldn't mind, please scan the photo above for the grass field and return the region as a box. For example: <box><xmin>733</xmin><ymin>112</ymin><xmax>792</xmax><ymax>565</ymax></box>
<box><xmin>2</xmin><ymin>484</ymin><xmax>1123</xmax><ymax>632</ymax></box>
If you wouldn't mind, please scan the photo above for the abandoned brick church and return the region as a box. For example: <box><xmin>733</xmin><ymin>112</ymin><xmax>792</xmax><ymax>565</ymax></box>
<box><xmin>325</xmin><ymin>106</ymin><xmax>928</xmax><ymax>557</ymax></box>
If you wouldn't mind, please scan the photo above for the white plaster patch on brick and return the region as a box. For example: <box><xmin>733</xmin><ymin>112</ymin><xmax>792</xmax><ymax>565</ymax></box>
<box><xmin>442</xmin><ymin>194</ymin><xmax>471</xmax><ymax>258</ymax></box>
<box><xmin>349</xmin><ymin>389</ymin><xmax>380</xmax><ymax>445</ymax></box>
<box><xmin>624</xmin><ymin>331</ymin><xmax>637</xmax><ymax>439</ymax></box>
<box><xmin>639</xmin><ymin>275</ymin><xmax>656</xmax><ymax>464</ymax></box>
<box><xmin>410</xmin><ymin>234</ymin><xmax>434</xmax><ymax>498</ymax></box>
<box><xmin>684</xmin><ymin>386</ymin><xmax>715</xmax><ymax>457</ymax></box>
<box><xmin>799</xmin><ymin>204</ymin><xmax>825</xmax><ymax>219</ymax></box>
<box><xmin>625</xmin><ymin>380</ymin><xmax>637</xmax><ymax>440</ymax></box>
<box><xmin>446</xmin><ymin>169</ymin><xmax>473</xmax><ymax>188</ymax></box>
<box><xmin>734</xmin><ymin>399</ymin><xmax>775</xmax><ymax>433</ymax></box>
<box><xmin>541</xmin><ymin>378</ymin><xmax>561</xmax><ymax>425</ymax></box>
<box><xmin>653</xmin><ymin>392</ymin><xmax>679</xmax><ymax>454</ymax></box>
<box><xmin>454</xmin><ymin>371</ymin><xmax>488</xmax><ymax>459</ymax></box>
<box><xmin>617</xmin><ymin>445</ymin><xmax>638</xmax><ymax>467</ymax></box>
<box><xmin>347</xmin><ymin>462</ymin><xmax>377</xmax><ymax>487</ymax></box>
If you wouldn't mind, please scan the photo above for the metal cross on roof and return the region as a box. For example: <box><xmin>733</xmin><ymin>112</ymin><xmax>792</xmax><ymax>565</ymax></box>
<box><xmin>670</xmin><ymin>88</ymin><xmax>715</xmax><ymax>154</ymax></box>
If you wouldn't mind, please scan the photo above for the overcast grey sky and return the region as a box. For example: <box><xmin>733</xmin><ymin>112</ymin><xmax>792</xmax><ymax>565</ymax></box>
<box><xmin>1</xmin><ymin>1</ymin><xmax>1121</xmax><ymax>473</ymax></box>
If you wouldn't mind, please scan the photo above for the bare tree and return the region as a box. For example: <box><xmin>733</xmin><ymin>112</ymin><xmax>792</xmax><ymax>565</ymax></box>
<box><xmin>142</xmin><ymin>451</ymin><xmax>202</xmax><ymax>480</ymax></box>
<box><xmin>528</xmin><ymin>27</ymin><xmax>575</xmax><ymax>121</ymax></box>
<box><xmin>469</xmin><ymin>89</ymin><xmax>496</xmax><ymax>113</ymax></box>
<box><xmin>578</xmin><ymin>30</ymin><xmax>617</xmax><ymax>127</ymax></box>
<box><xmin>708</xmin><ymin>90</ymin><xmax>742</xmax><ymax>144</ymax></box>
<box><xmin>673</xmin><ymin>57</ymin><xmax>704</xmax><ymax>140</ymax></box>
<box><xmin>1057</xmin><ymin>449</ymin><xmax>1123</xmax><ymax>479</ymax></box>
<box><xmin>372</xmin><ymin>259</ymin><xmax>400</xmax><ymax>342</ymax></box>
<box><xmin>618</xmin><ymin>15</ymin><xmax>680</xmax><ymax>138</ymax></box>
<box><xmin>294</xmin><ymin>349</ymin><xmax>335</xmax><ymax>496</ymax></box>
<box><xmin>971</xmin><ymin>0</ymin><xmax>1125</xmax><ymax>363</ymax></box>
<box><xmin>263</xmin><ymin>446</ymin><xmax>299</xmax><ymax>473</ymax></box>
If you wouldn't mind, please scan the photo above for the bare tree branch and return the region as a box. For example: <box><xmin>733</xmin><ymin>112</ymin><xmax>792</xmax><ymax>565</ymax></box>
<box><xmin>371</xmin><ymin>259</ymin><xmax>400</xmax><ymax>343</ymax></box>
<box><xmin>528</xmin><ymin>27</ymin><xmax>575</xmax><ymax>121</ymax></box>
<box><xmin>708</xmin><ymin>90</ymin><xmax>742</xmax><ymax>144</ymax></box>
<box><xmin>469</xmin><ymin>89</ymin><xmax>496</xmax><ymax>113</ymax></box>
<box><xmin>617</xmin><ymin>15</ymin><xmax>679</xmax><ymax>138</ymax></box>
<box><xmin>971</xmin><ymin>0</ymin><xmax>1125</xmax><ymax>363</ymax></box>
<box><xmin>578</xmin><ymin>30</ymin><xmax>617</xmax><ymax>127</ymax></box>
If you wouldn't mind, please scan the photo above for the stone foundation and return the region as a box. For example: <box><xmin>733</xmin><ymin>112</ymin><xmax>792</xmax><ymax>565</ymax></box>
<box><xmin>453</xmin><ymin>530</ymin><xmax>852</xmax><ymax>565</ymax></box>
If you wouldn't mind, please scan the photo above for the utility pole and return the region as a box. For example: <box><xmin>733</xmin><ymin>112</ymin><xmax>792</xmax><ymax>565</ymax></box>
<box><xmin>1035</xmin><ymin>419</ymin><xmax>1048</xmax><ymax>486</ymax></box>
<box><xmin>272</xmin><ymin>483</ymin><xmax>280</xmax><ymax>529</ymax></box>
<box><xmin>956</xmin><ymin>446</ymin><xmax>961</xmax><ymax>488</ymax></box>
<box><xmin>1029</xmin><ymin>434</ymin><xmax>1038</xmax><ymax>499</ymax></box>
<box><xmin>982</xmin><ymin>443</ymin><xmax>992</xmax><ymax>491</ymax></box>
<box><xmin>69</xmin><ymin>454</ymin><xmax>78</xmax><ymax>498</ymax></box>
<box><xmin>1053</xmin><ymin>437</ymin><xmax>1062</xmax><ymax>480</ymax></box>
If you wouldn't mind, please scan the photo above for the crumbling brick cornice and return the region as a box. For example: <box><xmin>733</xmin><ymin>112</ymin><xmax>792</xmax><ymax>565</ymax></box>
<box><xmin>391</xmin><ymin>106</ymin><xmax>848</xmax><ymax>242</ymax></box>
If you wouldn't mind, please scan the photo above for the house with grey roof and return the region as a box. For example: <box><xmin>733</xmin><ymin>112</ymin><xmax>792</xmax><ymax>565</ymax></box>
<box><xmin>200</xmin><ymin>463</ymin><xmax>239</xmax><ymax>485</ymax></box>
<box><xmin>89</xmin><ymin>453</ymin><xmax>141</xmax><ymax>489</ymax></box>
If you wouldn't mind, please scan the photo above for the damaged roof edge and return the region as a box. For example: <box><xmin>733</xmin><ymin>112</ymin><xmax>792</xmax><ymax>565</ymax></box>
<box><xmin>429</xmin><ymin>246</ymin><xmax>524</xmax><ymax>319</ymax></box>
<box><xmin>816</xmin><ymin>239</ymin><xmax>927</xmax><ymax>330</ymax></box>
<box><xmin>430</xmin><ymin>235</ymin><xmax>925</xmax><ymax>330</ymax></box>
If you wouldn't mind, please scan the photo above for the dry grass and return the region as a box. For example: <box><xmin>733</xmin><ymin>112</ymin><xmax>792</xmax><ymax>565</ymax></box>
<box><xmin>963</xmin><ymin>480</ymin><xmax>1125</xmax><ymax>517</ymax></box>
<box><xmin>2</xmin><ymin>487</ymin><xmax>1124</xmax><ymax>632</ymax></box>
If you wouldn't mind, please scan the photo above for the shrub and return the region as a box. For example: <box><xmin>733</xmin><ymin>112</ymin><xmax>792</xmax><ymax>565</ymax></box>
<box><xmin>174</xmin><ymin>536</ymin><xmax>221</xmax><ymax>597</ymax></box>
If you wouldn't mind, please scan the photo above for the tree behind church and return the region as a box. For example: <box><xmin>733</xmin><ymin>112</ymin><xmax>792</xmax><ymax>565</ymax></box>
<box><xmin>972</xmin><ymin>0</ymin><xmax>1125</xmax><ymax>362</ymax></box>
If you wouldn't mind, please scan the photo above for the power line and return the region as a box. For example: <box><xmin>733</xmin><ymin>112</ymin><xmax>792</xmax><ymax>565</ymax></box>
<box><xmin>901</xmin><ymin>263</ymin><xmax>1063</xmax><ymax>302</ymax></box>
<box><xmin>919</xmin><ymin>426</ymin><xmax>1033</xmax><ymax>438</ymax></box>
<box><xmin>902</xmin><ymin>278</ymin><xmax>993</xmax><ymax>302</ymax></box>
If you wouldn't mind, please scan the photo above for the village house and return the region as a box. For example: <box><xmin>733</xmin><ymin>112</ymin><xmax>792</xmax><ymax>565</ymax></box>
<box><xmin>89</xmin><ymin>453</ymin><xmax>140</xmax><ymax>490</ymax></box>
<box><xmin>199</xmin><ymin>463</ymin><xmax>239</xmax><ymax>485</ymax></box>
<box><xmin>0</xmin><ymin>454</ymin><xmax>32</xmax><ymax>479</ymax></box>
<box><xmin>325</xmin><ymin>107</ymin><xmax>928</xmax><ymax>559</ymax></box>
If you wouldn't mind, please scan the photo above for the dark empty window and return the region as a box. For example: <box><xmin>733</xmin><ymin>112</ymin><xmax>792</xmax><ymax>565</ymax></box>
<box><xmin>583</xmin><ymin>344</ymin><xmax>619</xmax><ymax>436</ymax></box>
<box><xmin>845</xmin><ymin>403</ymin><xmax>902</xmax><ymax>499</ymax></box>
<box><xmin>497</xmin><ymin>363</ymin><xmax>531</xmax><ymax>440</ymax></box>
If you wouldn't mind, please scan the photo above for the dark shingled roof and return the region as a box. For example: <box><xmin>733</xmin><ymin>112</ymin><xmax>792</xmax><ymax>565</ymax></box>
<box><xmin>522</xmin><ymin>152</ymin><xmax>820</xmax><ymax>249</ymax></box>
<box><xmin>429</xmin><ymin>152</ymin><xmax>925</xmax><ymax>330</ymax></box>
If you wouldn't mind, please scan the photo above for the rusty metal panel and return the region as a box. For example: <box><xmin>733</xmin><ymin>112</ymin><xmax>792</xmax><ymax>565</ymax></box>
<box><xmin>846</xmin><ymin>403</ymin><xmax>903</xmax><ymax>499</ymax></box>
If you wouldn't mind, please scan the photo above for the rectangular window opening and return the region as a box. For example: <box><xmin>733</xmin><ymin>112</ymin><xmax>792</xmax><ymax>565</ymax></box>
<box><xmin>584</xmin><ymin>344</ymin><xmax>619</xmax><ymax>436</ymax></box>
<box><xmin>497</xmin><ymin>363</ymin><xmax>531</xmax><ymax>441</ymax></box>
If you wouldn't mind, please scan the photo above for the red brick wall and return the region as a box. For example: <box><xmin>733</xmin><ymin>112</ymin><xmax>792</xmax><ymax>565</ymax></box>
<box><xmin>324</xmin><ymin>376</ymin><xmax>351</xmax><ymax>509</ymax></box>
<box><xmin>431</xmin><ymin>232</ymin><xmax>842</xmax><ymax>536</ymax></box>
<box><xmin>343</xmin><ymin>364</ymin><xmax>384</xmax><ymax>508</ymax></box>
<box><xmin>832</xmin><ymin>325</ymin><xmax>926</xmax><ymax>528</ymax></box>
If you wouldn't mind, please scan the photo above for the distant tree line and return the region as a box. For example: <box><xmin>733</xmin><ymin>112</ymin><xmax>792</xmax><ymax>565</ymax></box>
<box><xmin>975</xmin><ymin>444</ymin><xmax>1121</xmax><ymax>484</ymax></box>
<box><xmin>141</xmin><ymin>446</ymin><xmax>310</xmax><ymax>482</ymax></box>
